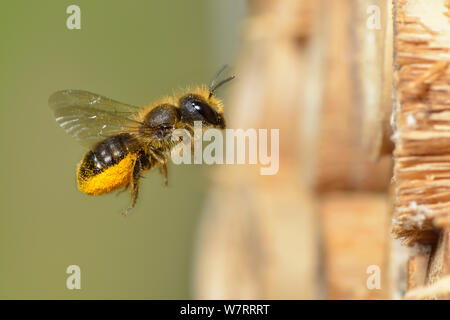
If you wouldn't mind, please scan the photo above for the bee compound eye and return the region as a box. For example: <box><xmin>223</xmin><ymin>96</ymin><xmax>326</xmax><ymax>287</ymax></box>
<box><xmin>180</xmin><ymin>96</ymin><xmax>219</xmax><ymax>125</ymax></box>
<box><xmin>193</xmin><ymin>101</ymin><xmax>218</xmax><ymax>125</ymax></box>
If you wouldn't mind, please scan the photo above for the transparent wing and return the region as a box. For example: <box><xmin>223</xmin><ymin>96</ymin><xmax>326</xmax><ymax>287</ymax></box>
<box><xmin>49</xmin><ymin>90</ymin><xmax>143</xmax><ymax>147</ymax></box>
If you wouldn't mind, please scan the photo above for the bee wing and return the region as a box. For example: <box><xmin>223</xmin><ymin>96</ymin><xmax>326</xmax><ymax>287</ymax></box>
<box><xmin>49</xmin><ymin>90</ymin><xmax>143</xmax><ymax>147</ymax></box>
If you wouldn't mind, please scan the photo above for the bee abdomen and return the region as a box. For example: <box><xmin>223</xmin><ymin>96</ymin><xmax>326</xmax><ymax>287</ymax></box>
<box><xmin>81</xmin><ymin>134</ymin><xmax>135</xmax><ymax>175</ymax></box>
<box><xmin>77</xmin><ymin>134</ymin><xmax>140</xmax><ymax>195</ymax></box>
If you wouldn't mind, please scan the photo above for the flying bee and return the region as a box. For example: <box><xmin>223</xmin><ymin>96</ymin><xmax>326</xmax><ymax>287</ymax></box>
<box><xmin>49</xmin><ymin>67</ymin><xmax>234</xmax><ymax>215</ymax></box>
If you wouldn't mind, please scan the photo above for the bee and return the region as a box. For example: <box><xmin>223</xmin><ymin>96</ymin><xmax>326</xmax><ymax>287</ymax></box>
<box><xmin>49</xmin><ymin>67</ymin><xmax>234</xmax><ymax>215</ymax></box>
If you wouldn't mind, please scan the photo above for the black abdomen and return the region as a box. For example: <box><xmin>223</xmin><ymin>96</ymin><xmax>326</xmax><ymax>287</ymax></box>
<box><xmin>79</xmin><ymin>133</ymin><xmax>138</xmax><ymax>177</ymax></box>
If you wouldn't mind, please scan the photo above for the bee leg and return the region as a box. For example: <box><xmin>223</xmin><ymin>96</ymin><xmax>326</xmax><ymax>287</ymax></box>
<box><xmin>159</xmin><ymin>162</ymin><xmax>168</xmax><ymax>186</ymax></box>
<box><xmin>123</xmin><ymin>179</ymin><xmax>140</xmax><ymax>216</ymax></box>
<box><xmin>148</xmin><ymin>148</ymin><xmax>168</xmax><ymax>185</ymax></box>
<box><xmin>122</xmin><ymin>156</ymin><xmax>144</xmax><ymax>216</ymax></box>
<box><xmin>116</xmin><ymin>183</ymin><xmax>129</xmax><ymax>197</ymax></box>
<box><xmin>123</xmin><ymin>177</ymin><xmax>140</xmax><ymax>216</ymax></box>
<box><xmin>148</xmin><ymin>148</ymin><xmax>165</xmax><ymax>164</ymax></box>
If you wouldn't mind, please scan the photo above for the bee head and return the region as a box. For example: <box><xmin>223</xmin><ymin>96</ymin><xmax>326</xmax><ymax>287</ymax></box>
<box><xmin>179</xmin><ymin>93</ymin><xmax>226</xmax><ymax>129</ymax></box>
<box><xmin>178</xmin><ymin>66</ymin><xmax>234</xmax><ymax>129</ymax></box>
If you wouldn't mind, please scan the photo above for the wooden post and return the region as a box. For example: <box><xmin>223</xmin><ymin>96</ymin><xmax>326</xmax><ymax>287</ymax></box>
<box><xmin>193</xmin><ymin>0</ymin><xmax>321</xmax><ymax>299</ymax></box>
<box><xmin>313</xmin><ymin>0</ymin><xmax>392</xmax><ymax>299</ymax></box>
<box><xmin>392</xmin><ymin>0</ymin><xmax>450</xmax><ymax>299</ymax></box>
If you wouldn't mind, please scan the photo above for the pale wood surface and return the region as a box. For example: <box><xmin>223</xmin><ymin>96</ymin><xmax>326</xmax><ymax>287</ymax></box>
<box><xmin>392</xmin><ymin>0</ymin><xmax>450</xmax><ymax>299</ymax></box>
<box><xmin>407</xmin><ymin>254</ymin><xmax>430</xmax><ymax>290</ymax></box>
<box><xmin>193</xmin><ymin>0</ymin><xmax>320</xmax><ymax>299</ymax></box>
<box><xmin>321</xmin><ymin>193</ymin><xmax>390</xmax><ymax>299</ymax></box>
<box><xmin>392</xmin><ymin>0</ymin><xmax>450</xmax><ymax>244</ymax></box>
<box><xmin>194</xmin><ymin>0</ymin><xmax>450</xmax><ymax>300</ymax></box>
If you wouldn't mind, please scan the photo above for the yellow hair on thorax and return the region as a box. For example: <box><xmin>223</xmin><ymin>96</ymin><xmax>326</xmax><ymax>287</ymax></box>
<box><xmin>132</xmin><ymin>85</ymin><xmax>225</xmax><ymax>125</ymax></box>
<box><xmin>134</xmin><ymin>96</ymin><xmax>175</xmax><ymax>123</ymax></box>
<box><xmin>175</xmin><ymin>85</ymin><xmax>224</xmax><ymax>114</ymax></box>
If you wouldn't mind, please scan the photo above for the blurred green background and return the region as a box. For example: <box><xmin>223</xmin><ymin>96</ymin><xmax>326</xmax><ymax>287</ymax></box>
<box><xmin>0</xmin><ymin>0</ymin><xmax>245</xmax><ymax>299</ymax></box>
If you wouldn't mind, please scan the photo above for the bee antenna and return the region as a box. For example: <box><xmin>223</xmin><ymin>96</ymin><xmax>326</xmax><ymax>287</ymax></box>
<box><xmin>209</xmin><ymin>65</ymin><xmax>235</xmax><ymax>98</ymax></box>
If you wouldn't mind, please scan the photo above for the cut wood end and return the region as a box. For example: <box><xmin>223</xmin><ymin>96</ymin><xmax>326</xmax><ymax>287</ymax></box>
<box><xmin>392</xmin><ymin>0</ymin><xmax>450</xmax><ymax>244</ymax></box>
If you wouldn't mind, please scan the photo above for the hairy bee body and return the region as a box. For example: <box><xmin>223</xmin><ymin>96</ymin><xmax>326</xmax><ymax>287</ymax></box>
<box><xmin>76</xmin><ymin>103</ymin><xmax>183</xmax><ymax>197</ymax></box>
<box><xmin>77</xmin><ymin>133</ymin><xmax>146</xmax><ymax>195</ymax></box>
<box><xmin>49</xmin><ymin>68</ymin><xmax>234</xmax><ymax>215</ymax></box>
